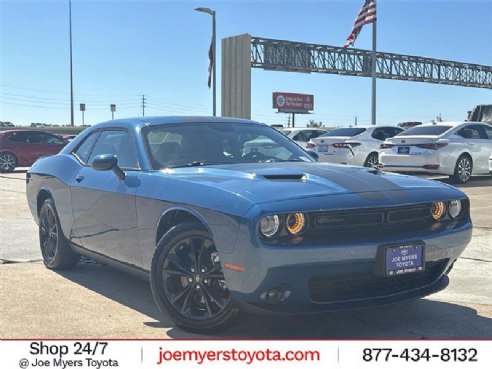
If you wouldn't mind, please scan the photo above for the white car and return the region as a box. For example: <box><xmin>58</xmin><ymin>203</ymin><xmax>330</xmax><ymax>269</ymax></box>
<box><xmin>306</xmin><ymin>126</ymin><xmax>403</xmax><ymax>167</ymax></box>
<box><xmin>379</xmin><ymin>122</ymin><xmax>492</xmax><ymax>184</ymax></box>
<box><xmin>281</xmin><ymin>128</ymin><xmax>327</xmax><ymax>146</ymax></box>
<box><xmin>490</xmin><ymin>152</ymin><xmax>492</xmax><ymax>173</ymax></box>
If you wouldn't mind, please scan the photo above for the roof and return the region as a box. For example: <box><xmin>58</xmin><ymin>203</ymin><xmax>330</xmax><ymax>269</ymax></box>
<box><xmin>93</xmin><ymin>116</ymin><xmax>264</xmax><ymax>130</ymax></box>
<box><xmin>421</xmin><ymin>121</ymin><xmax>482</xmax><ymax>127</ymax></box>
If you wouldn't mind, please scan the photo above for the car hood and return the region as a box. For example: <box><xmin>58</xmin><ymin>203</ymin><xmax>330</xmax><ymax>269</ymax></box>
<box><xmin>156</xmin><ymin>162</ymin><xmax>462</xmax><ymax>205</ymax></box>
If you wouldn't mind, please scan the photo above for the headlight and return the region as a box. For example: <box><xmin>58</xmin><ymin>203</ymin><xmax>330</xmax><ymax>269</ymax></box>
<box><xmin>448</xmin><ymin>200</ymin><xmax>462</xmax><ymax>219</ymax></box>
<box><xmin>286</xmin><ymin>213</ymin><xmax>306</xmax><ymax>235</ymax></box>
<box><xmin>431</xmin><ymin>201</ymin><xmax>445</xmax><ymax>220</ymax></box>
<box><xmin>259</xmin><ymin>215</ymin><xmax>280</xmax><ymax>238</ymax></box>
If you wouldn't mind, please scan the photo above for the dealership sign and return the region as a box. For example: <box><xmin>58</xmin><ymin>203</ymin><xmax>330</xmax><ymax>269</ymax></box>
<box><xmin>273</xmin><ymin>92</ymin><xmax>314</xmax><ymax>113</ymax></box>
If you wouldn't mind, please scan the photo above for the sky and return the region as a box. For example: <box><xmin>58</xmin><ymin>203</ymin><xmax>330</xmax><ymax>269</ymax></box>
<box><xmin>1</xmin><ymin>0</ymin><xmax>491</xmax><ymax>127</ymax></box>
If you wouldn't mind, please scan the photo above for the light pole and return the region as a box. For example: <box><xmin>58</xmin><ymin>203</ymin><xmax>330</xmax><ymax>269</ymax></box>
<box><xmin>69</xmin><ymin>0</ymin><xmax>74</xmax><ymax>126</ymax></box>
<box><xmin>195</xmin><ymin>7</ymin><xmax>216</xmax><ymax>116</ymax></box>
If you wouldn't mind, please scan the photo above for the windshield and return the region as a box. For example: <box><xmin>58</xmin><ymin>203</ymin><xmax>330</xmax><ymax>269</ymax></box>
<box><xmin>398</xmin><ymin>125</ymin><xmax>452</xmax><ymax>136</ymax></box>
<box><xmin>320</xmin><ymin>128</ymin><xmax>366</xmax><ymax>137</ymax></box>
<box><xmin>143</xmin><ymin>122</ymin><xmax>314</xmax><ymax>169</ymax></box>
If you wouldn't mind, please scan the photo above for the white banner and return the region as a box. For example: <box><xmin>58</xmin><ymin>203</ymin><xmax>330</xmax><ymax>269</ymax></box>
<box><xmin>1</xmin><ymin>340</ymin><xmax>491</xmax><ymax>369</ymax></box>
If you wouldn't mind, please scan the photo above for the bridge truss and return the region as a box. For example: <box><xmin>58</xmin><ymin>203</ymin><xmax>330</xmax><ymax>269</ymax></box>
<box><xmin>251</xmin><ymin>37</ymin><xmax>492</xmax><ymax>89</ymax></box>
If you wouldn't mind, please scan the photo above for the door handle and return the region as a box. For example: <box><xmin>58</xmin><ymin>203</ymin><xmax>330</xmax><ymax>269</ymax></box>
<box><xmin>75</xmin><ymin>175</ymin><xmax>84</xmax><ymax>183</ymax></box>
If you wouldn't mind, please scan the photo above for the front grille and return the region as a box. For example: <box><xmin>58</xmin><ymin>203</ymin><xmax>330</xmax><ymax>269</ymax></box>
<box><xmin>310</xmin><ymin>204</ymin><xmax>434</xmax><ymax>234</ymax></box>
<box><xmin>308</xmin><ymin>260</ymin><xmax>447</xmax><ymax>303</ymax></box>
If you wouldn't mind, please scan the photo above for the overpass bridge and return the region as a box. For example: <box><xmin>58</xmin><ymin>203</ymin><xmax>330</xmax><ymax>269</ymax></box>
<box><xmin>221</xmin><ymin>34</ymin><xmax>492</xmax><ymax>120</ymax></box>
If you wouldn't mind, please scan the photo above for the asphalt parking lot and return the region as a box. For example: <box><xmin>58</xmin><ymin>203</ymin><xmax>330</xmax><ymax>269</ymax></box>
<box><xmin>1</xmin><ymin>169</ymin><xmax>491</xmax><ymax>338</ymax></box>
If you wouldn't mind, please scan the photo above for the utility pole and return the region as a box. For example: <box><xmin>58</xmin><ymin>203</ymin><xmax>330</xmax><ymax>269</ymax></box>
<box><xmin>142</xmin><ymin>95</ymin><xmax>146</xmax><ymax>117</ymax></box>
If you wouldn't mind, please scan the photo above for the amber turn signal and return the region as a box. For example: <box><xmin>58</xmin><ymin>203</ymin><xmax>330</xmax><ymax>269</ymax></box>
<box><xmin>431</xmin><ymin>201</ymin><xmax>445</xmax><ymax>220</ymax></box>
<box><xmin>286</xmin><ymin>213</ymin><xmax>306</xmax><ymax>235</ymax></box>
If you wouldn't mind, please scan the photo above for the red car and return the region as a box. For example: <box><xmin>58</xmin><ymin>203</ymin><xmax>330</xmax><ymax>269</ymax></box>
<box><xmin>0</xmin><ymin>130</ymin><xmax>65</xmax><ymax>172</ymax></box>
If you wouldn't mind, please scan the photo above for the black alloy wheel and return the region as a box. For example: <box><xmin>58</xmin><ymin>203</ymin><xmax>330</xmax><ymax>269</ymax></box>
<box><xmin>0</xmin><ymin>152</ymin><xmax>17</xmax><ymax>173</ymax></box>
<box><xmin>39</xmin><ymin>198</ymin><xmax>79</xmax><ymax>269</ymax></box>
<box><xmin>151</xmin><ymin>223</ymin><xmax>238</xmax><ymax>332</ymax></box>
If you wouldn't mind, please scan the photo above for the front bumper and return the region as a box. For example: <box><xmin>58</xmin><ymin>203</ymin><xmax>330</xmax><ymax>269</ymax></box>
<box><xmin>221</xmin><ymin>220</ymin><xmax>472</xmax><ymax>313</ymax></box>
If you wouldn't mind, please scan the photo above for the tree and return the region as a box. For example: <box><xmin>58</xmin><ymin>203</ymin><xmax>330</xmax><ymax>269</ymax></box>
<box><xmin>307</xmin><ymin>119</ymin><xmax>324</xmax><ymax>128</ymax></box>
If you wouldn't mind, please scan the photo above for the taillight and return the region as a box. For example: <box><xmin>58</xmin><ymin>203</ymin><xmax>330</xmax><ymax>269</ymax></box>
<box><xmin>415</xmin><ymin>143</ymin><xmax>448</xmax><ymax>150</ymax></box>
<box><xmin>332</xmin><ymin>142</ymin><xmax>361</xmax><ymax>148</ymax></box>
<box><xmin>380</xmin><ymin>143</ymin><xmax>394</xmax><ymax>149</ymax></box>
<box><xmin>306</xmin><ymin>142</ymin><xmax>315</xmax><ymax>149</ymax></box>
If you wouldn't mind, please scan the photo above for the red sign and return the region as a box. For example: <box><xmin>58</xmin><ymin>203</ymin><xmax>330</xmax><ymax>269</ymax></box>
<box><xmin>273</xmin><ymin>92</ymin><xmax>314</xmax><ymax>113</ymax></box>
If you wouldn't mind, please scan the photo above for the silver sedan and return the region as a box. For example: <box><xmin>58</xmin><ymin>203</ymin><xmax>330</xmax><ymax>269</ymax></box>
<box><xmin>379</xmin><ymin>122</ymin><xmax>492</xmax><ymax>184</ymax></box>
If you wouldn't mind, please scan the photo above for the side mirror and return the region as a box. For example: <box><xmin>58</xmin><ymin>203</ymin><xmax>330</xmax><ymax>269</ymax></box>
<box><xmin>306</xmin><ymin>151</ymin><xmax>319</xmax><ymax>161</ymax></box>
<box><xmin>91</xmin><ymin>154</ymin><xmax>125</xmax><ymax>180</ymax></box>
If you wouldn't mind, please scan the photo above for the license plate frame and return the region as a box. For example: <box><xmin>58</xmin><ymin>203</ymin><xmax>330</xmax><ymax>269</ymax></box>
<box><xmin>398</xmin><ymin>146</ymin><xmax>410</xmax><ymax>155</ymax></box>
<box><xmin>318</xmin><ymin>145</ymin><xmax>329</xmax><ymax>153</ymax></box>
<box><xmin>385</xmin><ymin>244</ymin><xmax>424</xmax><ymax>276</ymax></box>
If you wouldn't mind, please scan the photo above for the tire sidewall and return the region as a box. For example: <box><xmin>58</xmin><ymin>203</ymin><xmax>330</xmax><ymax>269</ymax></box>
<box><xmin>150</xmin><ymin>222</ymin><xmax>238</xmax><ymax>332</ymax></box>
<box><xmin>364</xmin><ymin>153</ymin><xmax>378</xmax><ymax>168</ymax></box>
<box><xmin>39</xmin><ymin>198</ymin><xmax>77</xmax><ymax>269</ymax></box>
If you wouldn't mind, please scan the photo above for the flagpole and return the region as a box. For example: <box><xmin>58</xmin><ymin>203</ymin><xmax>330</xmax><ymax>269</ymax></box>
<box><xmin>371</xmin><ymin>2</ymin><xmax>377</xmax><ymax>126</ymax></box>
<box><xmin>212</xmin><ymin>11</ymin><xmax>216</xmax><ymax>117</ymax></box>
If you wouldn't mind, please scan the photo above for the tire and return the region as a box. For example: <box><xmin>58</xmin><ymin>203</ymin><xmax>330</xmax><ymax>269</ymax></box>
<box><xmin>150</xmin><ymin>222</ymin><xmax>239</xmax><ymax>332</ymax></box>
<box><xmin>39</xmin><ymin>198</ymin><xmax>79</xmax><ymax>269</ymax></box>
<box><xmin>450</xmin><ymin>155</ymin><xmax>473</xmax><ymax>184</ymax></box>
<box><xmin>364</xmin><ymin>152</ymin><xmax>379</xmax><ymax>168</ymax></box>
<box><xmin>0</xmin><ymin>152</ymin><xmax>17</xmax><ymax>173</ymax></box>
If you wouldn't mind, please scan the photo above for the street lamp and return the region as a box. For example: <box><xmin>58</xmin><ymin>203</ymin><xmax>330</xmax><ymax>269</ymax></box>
<box><xmin>195</xmin><ymin>7</ymin><xmax>216</xmax><ymax>116</ymax></box>
<box><xmin>69</xmin><ymin>0</ymin><xmax>74</xmax><ymax>126</ymax></box>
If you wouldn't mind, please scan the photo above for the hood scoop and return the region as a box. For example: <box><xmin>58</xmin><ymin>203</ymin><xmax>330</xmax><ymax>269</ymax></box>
<box><xmin>262</xmin><ymin>173</ymin><xmax>307</xmax><ymax>181</ymax></box>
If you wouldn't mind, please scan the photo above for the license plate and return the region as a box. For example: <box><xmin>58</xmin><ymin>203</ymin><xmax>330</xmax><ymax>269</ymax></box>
<box><xmin>398</xmin><ymin>146</ymin><xmax>410</xmax><ymax>154</ymax></box>
<box><xmin>385</xmin><ymin>244</ymin><xmax>424</xmax><ymax>276</ymax></box>
<box><xmin>318</xmin><ymin>145</ymin><xmax>328</xmax><ymax>153</ymax></box>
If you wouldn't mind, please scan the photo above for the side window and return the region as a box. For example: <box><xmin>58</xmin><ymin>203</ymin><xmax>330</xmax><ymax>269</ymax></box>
<box><xmin>89</xmin><ymin>130</ymin><xmax>140</xmax><ymax>170</ymax></box>
<box><xmin>391</xmin><ymin>127</ymin><xmax>404</xmax><ymax>137</ymax></box>
<box><xmin>38</xmin><ymin>133</ymin><xmax>64</xmax><ymax>145</ymax></box>
<box><xmin>302</xmin><ymin>130</ymin><xmax>318</xmax><ymax>141</ymax></box>
<box><xmin>457</xmin><ymin>126</ymin><xmax>481</xmax><ymax>139</ymax></box>
<box><xmin>8</xmin><ymin>132</ymin><xmax>30</xmax><ymax>143</ymax></box>
<box><xmin>73</xmin><ymin>131</ymin><xmax>101</xmax><ymax>164</ymax></box>
<box><xmin>371</xmin><ymin>128</ymin><xmax>385</xmax><ymax>141</ymax></box>
<box><xmin>292</xmin><ymin>132</ymin><xmax>306</xmax><ymax>142</ymax></box>
<box><xmin>483</xmin><ymin>125</ymin><xmax>492</xmax><ymax>139</ymax></box>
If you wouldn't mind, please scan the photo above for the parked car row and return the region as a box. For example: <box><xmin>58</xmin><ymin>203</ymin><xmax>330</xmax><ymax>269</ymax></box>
<box><xmin>294</xmin><ymin>122</ymin><xmax>491</xmax><ymax>184</ymax></box>
<box><xmin>2</xmin><ymin>123</ymin><xmax>491</xmax><ymax>184</ymax></box>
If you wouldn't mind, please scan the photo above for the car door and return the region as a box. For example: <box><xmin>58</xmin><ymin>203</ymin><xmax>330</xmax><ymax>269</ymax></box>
<box><xmin>70</xmin><ymin>129</ymin><xmax>142</xmax><ymax>267</ymax></box>
<box><xmin>6</xmin><ymin>131</ymin><xmax>37</xmax><ymax>165</ymax></box>
<box><xmin>456</xmin><ymin>124</ymin><xmax>490</xmax><ymax>173</ymax></box>
<box><xmin>35</xmin><ymin>132</ymin><xmax>66</xmax><ymax>157</ymax></box>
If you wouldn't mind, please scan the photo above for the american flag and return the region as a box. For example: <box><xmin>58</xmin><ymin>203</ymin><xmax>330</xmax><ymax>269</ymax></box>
<box><xmin>208</xmin><ymin>37</ymin><xmax>214</xmax><ymax>88</ymax></box>
<box><xmin>344</xmin><ymin>0</ymin><xmax>377</xmax><ymax>48</ymax></box>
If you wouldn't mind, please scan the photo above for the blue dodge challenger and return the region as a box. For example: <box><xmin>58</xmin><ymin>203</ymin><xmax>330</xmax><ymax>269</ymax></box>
<box><xmin>26</xmin><ymin>117</ymin><xmax>472</xmax><ymax>332</ymax></box>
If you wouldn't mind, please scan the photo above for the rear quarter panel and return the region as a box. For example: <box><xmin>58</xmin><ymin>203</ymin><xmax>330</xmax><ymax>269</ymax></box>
<box><xmin>27</xmin><ymin>154</ymin><xmax>81</xmax><ymax>239</ymax></box>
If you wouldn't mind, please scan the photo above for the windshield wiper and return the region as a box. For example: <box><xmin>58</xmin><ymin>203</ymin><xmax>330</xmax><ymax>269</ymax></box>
<box><xmin>173</xmin><ymin>161</ymin><xmax>228</xmax><ymax>168</ymax></box>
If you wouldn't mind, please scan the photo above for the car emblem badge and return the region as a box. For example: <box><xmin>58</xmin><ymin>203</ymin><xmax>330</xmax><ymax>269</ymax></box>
<box><xmin>401</xmin><ymin>140</ymin><xmax>406</xmax><ymax>143</ymax></box>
